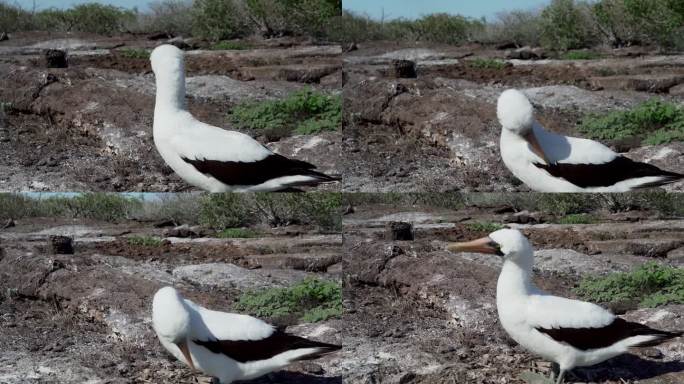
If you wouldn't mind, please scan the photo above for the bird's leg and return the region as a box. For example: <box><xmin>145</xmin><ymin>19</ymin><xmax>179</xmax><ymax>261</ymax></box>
<box><xmin>554</xmin><ymin>370</ymin><xmax>565</xmax><ymax>384</ymax></box>
<box><xmin>550</xmin><ymin>362</ymin><xmax>560</xmax><ymax>381</ymax></box>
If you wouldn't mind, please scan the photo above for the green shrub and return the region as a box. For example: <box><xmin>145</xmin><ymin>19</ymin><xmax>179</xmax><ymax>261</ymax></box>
<box><xmin>127</xmin><ymin>235</ymin><xmax>164</xmax><ymax>246</ymax></box>
<box><xmin>66</xmin><ymin>3</ymin><xmax>137</xmax><ymax>35</ymax></box>
<box><xmin>217</xmin><ymin>227</ymin><xmax>260</xmax><ymax>238</ymax></box>
<box><xmin>0</xmin><ymin>1</ymin><xmax>31</xmax><ymax>32</ymax></box>
<box><xmin>579</xmin><ymin>99</ymin><xmax>684</xmax><ymax>145</ymax></box>
<box><xmin>140</xmin><ymin>0</ymin><xmax>194</xmax><ymax>36</ymax></box>
<box><xmin>556</xmin><ymin>213</ymin><xmax>598</xmax><ymax>224</ymax></box>
<box><xmin>622</xmin><ymin>0</ymin><xmax>684</xmax><ymax>48</ymax></box>
<box><xmin>210</xmin><ymin>40</ymin><xmax>251</xmax><ymax>50</ymax></box>
<box><xmin>252</xmin><ymin>193</ymin><xmax>342</xmax><ymax>231</ymax></box>
<box><xmin>467</xmin><ymin>58</ymin><xmax>507</xmax><ymax>70</ymax></box>
<box><xmin>538</xmin><ymin>194</ymin><xmax>593</xmax><ymax>215</ymax></box>
<box><xmin>483</xmin><ymin>10</ymin><xmax>542</xmax><ymax>47</ymax></box>
<box><xmin>235</xmin><ymin>277</ymin><xmax>342</xmax><ymax>322</ymax></box>
<box><xmin>414</xmin><ymin>13</ymin><xmax>485</xmax><ymax>45</ymax></box>
<box><xmin>245</xmin><ymin>0</ymin><xmax>340</xmax><ymax>38</ymax></box>
<box><xmin>199</xmin><ymin>194</ymin><xmax>252</xmax><ymax>229</ymax></box>
<box><xmin>540</xmin><ymin>0</ymin><xmax>598</xmax><ymax>50</ymax></box>
<box><xmin>32</xmin><ymin>8</ymin><xmax>72</xmax><ymax>32</ymax></box>
<box><xmin>465</xmin><ymin>222</ymin><xmax>504</xmax><ymax>232</ymax></box>
<box><xmin>0</xmin><ymin>193</ymin><xmax>140</xmax><ymax>222</ymax></box>
<box><xmin>191</xmin><ymin>0</ymin><xmax>250</xmax><ymax>41</ymax></box>
<box><xmin>117</xmin><ymin>48</ymin><xmax>150</xmax><ymax>59</ymax></box>
<box><xmin>199</xmin><ymin>193</ymin><xmax>341</xmax><ymax>232</ymax></box>
<box><xmin>560</xmin><ymin>50</ymin><xmax>602</xmax><ymax>59</ymax></box>
<box><xmin>231</xmin><ymin>88</ymin><xmax>341</xmax><ymax>139</ymax></box>
<box><xmin>576</xmin><ymin>262</ymin><xmax>684</xmax><ymax>307</ymax></box>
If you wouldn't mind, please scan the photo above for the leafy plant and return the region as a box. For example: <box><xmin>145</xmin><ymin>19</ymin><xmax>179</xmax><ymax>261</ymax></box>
<box><xmin>556</xmin><ymin>213</ymin><xmax>598</xmax><ymax>224</ymax></box>
<box><xmin>576</xmin><ymin>262</ymin><xmax>684</xmax><ymax>308</ymax></box>
<box><xmin>465</xmin><ymin>222</ymin><xmax>504</xmax><ymax>232</ymax></box>
<box><xmin>235</xmin><ymin>278</ymin><xmax>342</xmax><ymax>322</ymax></box>
<box><xmin>579</xmin><ymin>99</ymin><xmax>684</xmax><ymax>145</ymax></box>
<box><xmin>467</xmin><ymin>58</ymin><xmax>507</xmax><ymax>70</ymax></box>
<box><xmin>127</xmin><ymin>235</ymin><xmax>164</xmax><ymax>247</ymax></box>
<box><xmin>539</xmin><ymin>0</ymin><xmax>598</xmax><ymax>50</ymax></box>
<box><xmin>231</xmin><ymin>88</ymin><xmax>341</xmax><ymax>139</ymax></box>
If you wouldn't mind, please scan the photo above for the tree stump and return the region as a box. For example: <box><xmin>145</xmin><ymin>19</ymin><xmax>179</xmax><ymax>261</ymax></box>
<box><xmin>385</xmin><ymin>221</ymin><xmax>414</xmax><ymax>241</ymax></box>
<box><xmin>45</xmin><ymin>49</ymin><xmax>67</xmax><ymax>68</ymax></box>
<box><xmin>49</xmin><ymin>235</ymin><xmax>73</xmax><ymax>254</ymax></box>
<box><xmin>390</xmin><ymin>59</ymin><xmax>417</xmax><ymax>78</ymax></box>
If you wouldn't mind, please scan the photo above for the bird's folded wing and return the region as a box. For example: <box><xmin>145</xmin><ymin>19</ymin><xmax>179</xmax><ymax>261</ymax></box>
<box><xmin>185</xmin><ymin>299</ymin><xmax>275</xmax><ymax>341</ymax></box>
<box><xmin>526</xmin><ymin>294</ymin><xmax>614</xmax><ymax>330</ymax></box>
<box><xmin>193</xmin><ymin>329</ymin><xmax>340</xmax><ymax>363</ymax></box>
<box><xmin>169</xmin><ymin>122</ymin><xmax>328</xmax><ymax>186</ymax></box>
<box><xmin>169</xmin><ymin>122</ymin><xmax>272</xmax><ymax>163</ymax></box>
<box><xmin>534</xmin><ymin>156</ymin><xmax>682</xmax><ymax>188</ymax></box>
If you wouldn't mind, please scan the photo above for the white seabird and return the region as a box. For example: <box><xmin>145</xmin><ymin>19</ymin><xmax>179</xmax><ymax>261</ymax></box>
<box><xmin>152</xmin><ymin>286</ymin><xmax>341</xmax><ymax>383</ymax></box>
<box><xmin>150</xmin><ymin>44</ymin><xmax>339</xmax><ymax>192</ymax></box>
<box><xmin>448</xmin><ymin>229</ymin><xmax>681</xmax><ymax>384</ymax></box>
<box><xmin>497</xmin><ymin>89</ymin><xmax>682</xmax><ymax>192</ymax></box>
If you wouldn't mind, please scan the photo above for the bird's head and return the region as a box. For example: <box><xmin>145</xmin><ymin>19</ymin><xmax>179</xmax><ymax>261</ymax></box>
<box><xmin>497</xmin><ymin>89</ymin><xmax>534</xmax><ymax>135</ymax></box>
<box><xmin>497</xmin><ymin>89</ymin><xmax>550</xmax><ymax>164</ymax></box>
<box><xmin>152</xmin><ymin>286</ymin><xmax>195</xmax><ymax>370</ymax></box>
<box><xmin>448</xmin><ymin>228</ymin><xmax>533</xmax><ymax>265</ymax></box>
<box><xmin>150</xmin><ymin>44</ymin><xmax>185</xmax><ymax>78</ymax></box>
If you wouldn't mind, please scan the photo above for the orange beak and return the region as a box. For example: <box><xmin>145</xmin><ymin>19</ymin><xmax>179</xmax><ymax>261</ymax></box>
<box><xmin>523</xmin><ymin>130</ymin><xmax>550</xmax><ymax>165</ymax></box>
<box><xmin>176</xmin><ymin>340</ymin><xmax>196</xmax><ymax>370</ymax></box>
<box><xmin>447</xmin><ymin>236</ymin><xmax>503</xmax><ymax>256</ymax></box>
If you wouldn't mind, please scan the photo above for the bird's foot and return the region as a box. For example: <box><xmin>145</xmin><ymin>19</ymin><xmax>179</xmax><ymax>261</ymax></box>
<box><xmin>195</xmin><ymin>376</ymin><xmax>219</xmax><ymax>384</ymax></box>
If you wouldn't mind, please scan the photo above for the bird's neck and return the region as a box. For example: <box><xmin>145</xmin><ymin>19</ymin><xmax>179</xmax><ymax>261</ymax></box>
<box><xmin>154</xmin><ymin>70</ymin><xmax>186</xmax><ymax>113</ymax></box>
<box><xmin>497</xmin><ymin>257</ymin><xmax>535</xmax><ymax>299</ymax></box>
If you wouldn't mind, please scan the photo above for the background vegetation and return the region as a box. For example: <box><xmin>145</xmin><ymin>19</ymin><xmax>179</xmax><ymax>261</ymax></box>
<box><xmin>336</xmin><ymin>0</ymin><xmax>684</xmax><ymax>51</ymax></box>
<box><xmin>235</xmin><ymin>277</ymin><xmax>342</xmax><ymax>322</ymax></box>
<box><xmin>1</xmin><ymin>0</ymin><xmax>681</xmax><ymax>50</ymax></box>
<box><xmin>576</xmin><ymin>262</ymin><xmax>684</xmax><ymax>308</ymax></box>
<box><xmin>344</xmin><ymin>192</ymin><xmax>684</xmax><ymax>217</ymax></box>
<box><xmin>0</xmin><ymin>0</ymin><xmax>341</xmax><ymax>40</ymax></box>
<box><xmin>0</xmin><ymin>192</ymin><xmax>342</xmax><ymax>232</ymax></box>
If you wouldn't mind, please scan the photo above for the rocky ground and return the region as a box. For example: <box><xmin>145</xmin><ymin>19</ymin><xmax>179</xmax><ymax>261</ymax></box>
<box><xmin>342</xmin><ymin>204</ymin><xmax>684</xmax><ymax>383</ymax></box>
<box><xmin>0</xmin><ymin>32</ymin><xmax>341</xmax><ymax>192</ymax></box>
<box><xmin>0</xmin><ymin>217</ymin><xmax>342</xmax><ymax>383</ymax></box>
<box><xmin>343</xmin><ymin>42</ymin><xmax>684</xmax><ymax>192</ymax></box>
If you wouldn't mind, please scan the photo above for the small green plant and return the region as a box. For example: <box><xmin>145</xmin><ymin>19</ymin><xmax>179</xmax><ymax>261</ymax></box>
<box><xmin>210</xmin><ymin>40</ymin><xmax>251</xmax><ymax>50</ymax></box>
<box><xmin>560</xmin><ymin>50</ymin><xmax>602</xmax><ymax>60</ymax></box>
<box><xmin>117</xmin><ymin>48</ymin><xmax>150</xmax><ymax>59</ymax></box>
<box><xmin>235</xmin><ymin>278</ymin><xmax>342</xmax><ymax>322</ymax></box>
<box><xmin>579</xmin><ymin>99</ymin><xmax>684</xmax><ymax>145</ymax></box>
<box><xmin>556</xmin><ymin>213</ymin><xmax>598</xmax><ymax>224</ymax></box>
<box><xmin>576</xmin><ymin>262</ymin><xmax>684</xmax><ymax>308</ymax></box>
<box><xmin>465</xmin><ymin>222</ymin><xmax>504</xmax><ymax>232</ymax></box>
<box><xmin>231</xmin><ymin>88</ymin><xmax>341</xmax><ymax>138</ymax></box>
<box><xmin>467</xmin><ymin>58</ymin><xmax>507</xmax><ymax>70</ymax></box>
<box><xmin>216</xmin><ymin>227</ymin><xmax>260</xmax><ymax>238</ymax></box>
<box><xmin>127</xmin><ymin>235</ymin><xmax>164</xmax><ymax>247</ymax></box>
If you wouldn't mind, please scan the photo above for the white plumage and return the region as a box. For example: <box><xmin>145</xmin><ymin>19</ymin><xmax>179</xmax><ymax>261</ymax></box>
<box><xmin>150</xmin><ymin>44</ymin><xmax>338</xmax><ymax>192</ymax></box>
<box><xmin>448</xmin><ymin>229</ymin><xmax>681</xmax><ymax>384</ymax></box>
<box><xmin>497</xmin><ymin>89</ymin><xmax>682</xmax><ymax>192</ymax></box>
<box><xmin>152</xmin><ymin>287</ymin><xmax>340</xmax><ymax>383</ymax></box>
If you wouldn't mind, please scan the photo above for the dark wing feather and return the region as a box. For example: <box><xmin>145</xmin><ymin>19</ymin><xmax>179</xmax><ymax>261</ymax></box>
<box><xmin>536</xmin><ymin>317</ymin><xmax>682</xmax><ymax>351</ymax></box>
<box><xmin>182</xmin><ymin>153</ymin><xmax>339</xmax><ymax>187</ymax></box>
<box><xmin>534</xmin><ymin>156</ymin><xmax>682</xmax><ymax>188</ymax></box>
<box><xmin>193</xmin><ymin>329</ymin><xmax>341</xmax><ymax>363</ymax></box>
